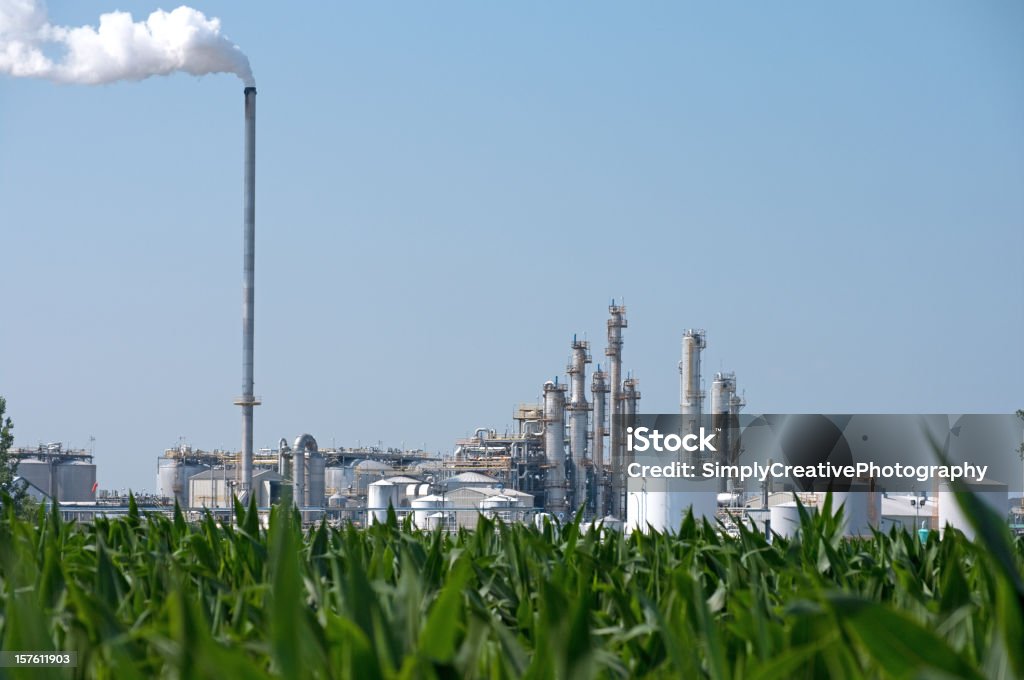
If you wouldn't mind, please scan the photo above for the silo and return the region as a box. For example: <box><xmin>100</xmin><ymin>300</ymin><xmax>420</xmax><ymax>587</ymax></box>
<box><xmin>157</xmin><ymin>458</ymin><xmax>210</xmax><ymax>508</ymax></box>
<box><xmin>55</xmin><ymin>461</ymin><xmax>96</xmax><ymax>502</ymax></box>
<box><xmin>15</xmin><ymin>458</ymin><xmax>52</xmax><ymax>497</ymax></box>
<box><xmin>368</xmin><ymin>479</ymin><xmax>399</xmax><ymax>524</ymax></box>
<box><xmin>938</xmin><ymin>480</ymin><xmax>1009</xmax><ymax>540</ymax></box>
<box><xmin>411</xmin><ymin>494</ymin><xmax>447</xmax><ymax>529</ymax></box>
<box><xmin>325</xmin><ymin>465</ymin><xmax>349</xmax><ymax>495</ymax></box>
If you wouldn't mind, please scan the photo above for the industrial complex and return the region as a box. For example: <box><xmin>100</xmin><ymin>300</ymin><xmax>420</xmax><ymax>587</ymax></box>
<box><xmin>8</xmin><ymin>87</ymin><xmax>1020</xmax><ymax>539</ymax></box>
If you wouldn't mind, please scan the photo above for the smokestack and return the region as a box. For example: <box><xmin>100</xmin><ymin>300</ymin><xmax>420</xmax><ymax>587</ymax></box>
<box><xmin>236</xmin><ymin>86</ymin><xmax>259</xmax><ymax>498</ymax></box>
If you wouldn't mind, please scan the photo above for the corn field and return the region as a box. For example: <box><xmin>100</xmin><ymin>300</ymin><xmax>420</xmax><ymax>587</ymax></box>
<box><xmin>1</xmin><ymin>495</ymin><xmax>1022</xmax><ymax>679</ymax></box>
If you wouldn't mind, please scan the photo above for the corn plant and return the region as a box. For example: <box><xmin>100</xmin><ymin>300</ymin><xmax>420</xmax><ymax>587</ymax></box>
<box><xmin>0</xmin><ymin>491</ymin><xmax>1021</xmax><ymax>679</ymax></box>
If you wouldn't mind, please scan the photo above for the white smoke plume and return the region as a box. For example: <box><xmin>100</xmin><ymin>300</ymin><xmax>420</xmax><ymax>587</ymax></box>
<box><xmin>0</xmin><ymin>1</ymin><xmax>253</xmax><ymax>85</ymax></box>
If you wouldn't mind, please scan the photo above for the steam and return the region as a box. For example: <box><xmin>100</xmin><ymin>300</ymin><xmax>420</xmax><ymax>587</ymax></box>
<box><xmin>0</xmin><ymin>1</ymin><xmax>253</xmax><ymax>85</ymax></box>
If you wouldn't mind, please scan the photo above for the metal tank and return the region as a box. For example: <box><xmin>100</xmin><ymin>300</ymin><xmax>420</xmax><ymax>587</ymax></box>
<box><xmin>566</xmin><ymin>337</ymin><xmax>591</xmax><ymax>515</ymax></box>
<box><xmin>157</xmin><ymin>458</ymin><xmax>210</xmax><ymax>508</ymax></box>
<box><xmin>543</xmin><ymin>379</ymin><xmax>568</xmax><ymax>516</ymax></box>
<box><xmin>15</xmin><ymin>458</ymin><xmax>52</xmax><ymax>497</ymax></box>
<box><xmin>305</xmin><ymin>454</ymin><xmax>326</xmax><ymax>508</ymax></box>
<box><xmin>411</xmin><ymin>494</ymin><xmax>447</xmax><ymax>529</ymax></box>
<box><xmin>368</xmin><ymin>480</ymin><xmax>399</xmax><ymax>524</ymax></box>
<box><xmin>55</xmin><ymin>461</ymin><xmax>96</xmax><ymax>502</ymax></box>
<box><xmin>325</xmin><ymin>465</ymin><xmax>351</xmax><ymax>495</ymax></box>
<box><xmin>605</xmin><ymin>302</ymin><xmax>627</xmax><ymax>517</ymax></box>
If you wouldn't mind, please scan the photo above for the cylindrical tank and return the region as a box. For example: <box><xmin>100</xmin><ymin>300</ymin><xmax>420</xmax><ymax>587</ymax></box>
<box><xmin>157</xmin><ymin>458</ymin><xmax>210</xmax><ymax>508</ymax></box>
<box><xmin>368</xmin><ymin>480</ymin><xmax>399</xmax><ymax>524</ymax></box>
<box><xmin>306</xmin><ymin>455</ymin><xmax>326</xmax><ymax>508</ymax></box>
<box><xmin>54</xmin><ymin>461</ymin><xmax>96</xmax><ymax>502</ymax></box>
<box><xmin>411</xmin><ymin>494</ymin><xmax>447</xmax><ymax>529</ymax></box>
<box><xmin>354</xmin><ymin>460</ymin><xmax>392</xmax><ymax>491</ymax></box>
<box><xmin>480</xmin><ymin>494</ymin><xmax>515</xmax><ymax>521</ymax></box>
<box><xmin>543</xmin><ymin>379</ymin><xmax>568</xmax><ymax>515</ymax></box>
<box><xmin>325</xmin><ymin>465</ymin><xmax>351</xmax><ymax>495</ymax></box>
<box><xmin>831</xmin><ymin>488</ymin><xmax>881</xmax><ymax>537</ymax></box>
<box><xmin>17</xmin><ymin>458</ymin><xmax>53</xmax><ymax>497</ymax></box>
<box><xmin>770</xmin><ymin>503</ymin><xmax>802</xmax><ymax>538</ymax></box>
<box><xmin>327</xmin><ymin>493</ymin><xmax>346</xmax><ymax>508</ymax></box>
<box><xmin>938</xmin><ymin>480</ymin><xmax>1009</xmax><ymax>540</ymax></box>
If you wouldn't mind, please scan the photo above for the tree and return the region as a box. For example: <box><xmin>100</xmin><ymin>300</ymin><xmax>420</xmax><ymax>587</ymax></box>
<box><xmin>0</xmin><ymin>395</ymin><xmax>28</xmax><ymax>514</ymax></box>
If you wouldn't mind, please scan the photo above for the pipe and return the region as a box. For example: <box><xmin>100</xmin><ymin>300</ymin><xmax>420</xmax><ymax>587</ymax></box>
<box><xmin>278</xmin><ymin>437</ymin><xmax>290</xmax><ymax>477</ymax></box>
<box><xmin>238</xmin><ymin>86</ymin><xmax>258</xmax><ymax>499</ymax></box>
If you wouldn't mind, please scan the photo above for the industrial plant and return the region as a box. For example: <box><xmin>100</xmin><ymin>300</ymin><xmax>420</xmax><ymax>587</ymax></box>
<box><xmin>8</xmin><ymin>86</ymin><xmax>1019</xmax><ymax>539</ymax></box>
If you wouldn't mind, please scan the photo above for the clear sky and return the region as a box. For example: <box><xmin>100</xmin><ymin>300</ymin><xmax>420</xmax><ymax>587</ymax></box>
<box><xmin>1</xmin><ymin>1</ymin><xmax>1021</xmax><ymax>492</ymax></box>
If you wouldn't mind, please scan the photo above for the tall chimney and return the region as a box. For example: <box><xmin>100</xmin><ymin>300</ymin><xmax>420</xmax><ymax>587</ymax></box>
<box><xmin>236</xmin><ymin>86</ymin><xmax>260</xmax><ymax>499</ymax></box>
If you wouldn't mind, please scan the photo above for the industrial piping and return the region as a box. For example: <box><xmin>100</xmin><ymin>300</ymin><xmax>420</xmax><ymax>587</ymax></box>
<box><xmin>235</xmin><ymin>86</ymin><xmax>260</xmax><ymax>499</ymax></box>
<box><xmin>292</xmin><ymin>433</ymin><xmax>318</xmax><ymax>508</ymax></box>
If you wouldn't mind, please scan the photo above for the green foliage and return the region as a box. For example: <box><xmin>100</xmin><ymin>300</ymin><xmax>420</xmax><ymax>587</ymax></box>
<box><xmin>0</xmin><ymin>395</ymin><xmax>30</xmax><ymax>518</ymax></box>
<box><xmin>0</xmin><ymin>495</ymin><xmax>1021</xmax><ymax>679</ymax></box>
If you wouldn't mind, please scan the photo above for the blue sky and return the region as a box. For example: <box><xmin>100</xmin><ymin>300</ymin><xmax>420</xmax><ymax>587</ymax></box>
<box><xmin>2</xmin><ymin>1</ymin><xmax>1021</xmax><ymax>491</ymax></box>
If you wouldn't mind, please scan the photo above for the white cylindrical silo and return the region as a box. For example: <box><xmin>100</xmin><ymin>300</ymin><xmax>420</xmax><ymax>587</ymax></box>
<box><xmin>368</xmin><ymin>479</ymin><xmax>399</xmax><ymax>524</ymax></box>
<box><xmin>938</xmin><ymin>481</ymin><xmax>1009</xmax><ymax>540</ymax></box>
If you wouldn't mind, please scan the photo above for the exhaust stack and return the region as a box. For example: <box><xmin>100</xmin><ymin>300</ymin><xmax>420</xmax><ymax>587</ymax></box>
<box><xmin>235</xmin><ymin>86</ymin><xmax>260</xmax><ymax>498</ymax></box>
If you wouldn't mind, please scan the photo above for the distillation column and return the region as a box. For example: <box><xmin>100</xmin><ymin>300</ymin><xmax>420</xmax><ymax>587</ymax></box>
<box><xmin>710</xmin><ymin>372</ymin><xmax>737</xmax><ymax>492</ymax></box>
<box><xmin>543</xmin><ymin>379</ymin><xmax>568</xmax><ymax>517</ymax></box>
<box><xmin>679</xmin><ymin>329</ymin><xmax>706</xmax><ymax>466</ymax></box>
<box><xmin>591</xmin><ymin>367</ymin><xmax>609</xmax><ymax>517</ymax></box>
<box><xmin>606</xmin><ymin>303</ymin><xmax>627</xmax><ymax>518</ymax></box>
<box><xmin>567</xmin><ymin>337</ymin><xmax>591</xmax><ymax>516</ymax></box>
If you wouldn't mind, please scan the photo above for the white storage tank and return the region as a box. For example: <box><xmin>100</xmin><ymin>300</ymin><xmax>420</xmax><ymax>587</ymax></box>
<box><xmin>157</xmin><ymin>458</ymin><xmax>209</xmax><ymax>508</ymax></box>
<box><xmin>626</xmin><ymin>481</ymin><xmax>717</xmax><ymax>534</ymax></box>
<box><xmin>367</xmin><ymin>480</ymin><xmax>399</xmax><ymax>524</ymax></box>
<box><xmin>938</xmin><ymin>480</ymin><xmax>1009</xmax><ymax>540</ymax></box>
<box><xmin>325</xmin><ymin>465</ymin><xmax>352</xmax><ymax>495</ymax></box>
<box><xmin>769</xmin><ymin>503</ymin><xmax>802</xmax><ymax>538</ymax></box>
<box><xmin>411</xmin><ymin>494</ymin><xmax>448</xmax><ymax>529</ymax></box>
<box><xmin>831</xmin><ymin>487</ymin><xmax>881</xmax><ymax>537</ymax></box>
